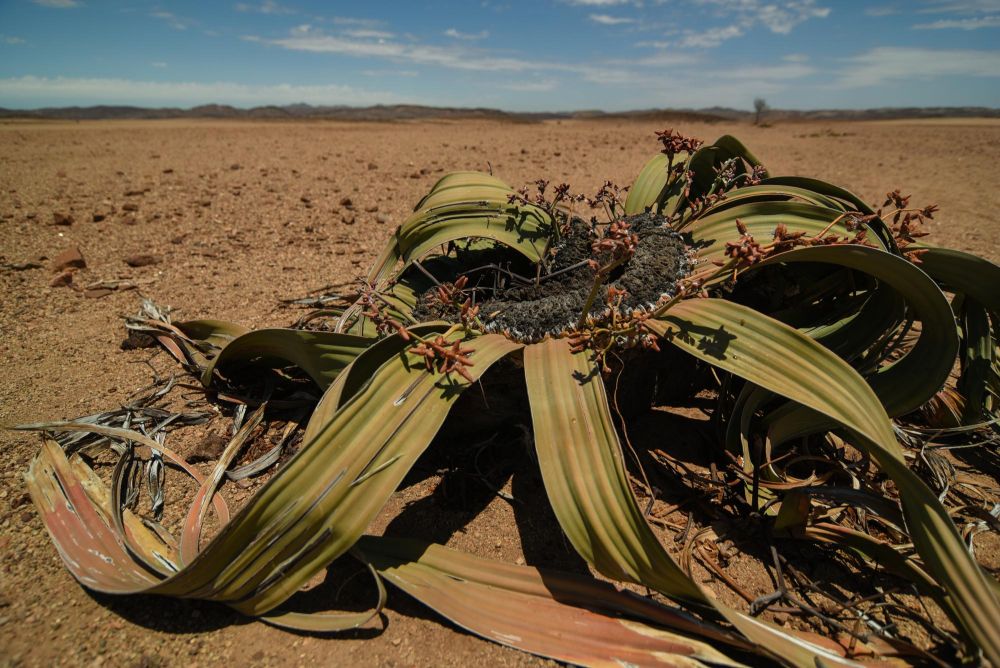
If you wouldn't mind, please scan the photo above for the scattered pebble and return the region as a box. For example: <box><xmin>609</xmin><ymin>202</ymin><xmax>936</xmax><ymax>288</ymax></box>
<box><xmin>376</xmin><ymin>214</ymin><xmax>388</xmax><ymax>224</ymax></box>
<box><xmin>50</xmin><ymin>247</ymin><xmax>86</xmax><ymax>272</ymax></box>
<box><xmin>52</xmin><ymin>212</ymin><xmax>74</xmax><ymax>226</ymax></box>
<box><xmin>49</xmin><ymin>270</ymin><xmax>74</xmax><ymax>288</ymax></box>
<box><xmin>339</xmin><ymin>196</ymin><xmax>353</xmax><ymax>208</ymax></box>
<box><xmin>84</xmin><ymin>287</ymin><xmax>113</xmax><ymax>299</ymax></box>
<box><xmin>124</xmin><ymin>254</ymin><xmax>160</xmax><ymax>267</ymax></box>
<box><xmin>187</xmin><ymin>433</ymin><xmax>228</xmax><ymax>463</ymax></box>
<box><xmin>121</xmin><ymin>202</ymin><xmax>139</xmax><ymax>212</ymax></box>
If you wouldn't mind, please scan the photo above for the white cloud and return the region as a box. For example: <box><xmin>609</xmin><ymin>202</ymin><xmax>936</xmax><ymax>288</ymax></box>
<box><xmin>32</xmin><ymin>0</ymin><xmax>80</xmax><ymax>7</ymax></box>
<box><xmin>500</xmin><ymin>80</ymin><xmax>558</xmax><ymax>91</ymax></box>
<box><xmin>150</xmin><ymin>11</ymin><xmax>191</xmax><ymax>31</ymax></box>
<box><xmin>918</xmin><ymin>0</ymin><xmax>1000</xmax><ymax>14</ymax></box>
<box><xmin>864</xmin><ymin>5</ymin><xmax>899</xmax><ymax>16</ymax></box>
<box><xmin>756</xmin><ymin>2</ymin><xmax>829</xmax><ymax>33</ymax></box>
<box><xmin>913</xmin><ymin>15</ymin><xmax>1000</xmax><ymax>27</ymax></box>
<box><xmin>150</xmin><ymin>61</ymin><xmax>168</xmax><ymax>68</ymax></box>
<box><xmin>4</xmin><ymin>36</ymin><xmax>27</xmax><ymax>45</ymax></box>
<box><xmin>589</xmin><ymin>13</ymin><xmax>636</xmax><ymax>24</ymax></box>
<box><xmin>564</xmin><ymin>0</ymin><xmax>632</xmax><ymax>5</ymax></box>
<box><xmin>361</xmin><ymin>69</ymin><xmax>419</xmax><ymax>77</ymax></box>
<box><xmin>675</xmin><ymin>24</ymin><xmax>743</xmax><ymax>47</ymax></box>
<box><xmin>234</xmin><ymin>1</ymin><xmax>294</xmax><ymax>14</ymax></box>
<box><xmin>0</xmin><ymin>75</ymin><xmax>415</xmax><ymax>107</ymax></box>
<box><xmin>344</xmin><ymin>29</ymin><xmax>395</xmax><ymax>40</ymax></box>
<box><xmin>716</xmin><ymin>63</ymin><xmax>815</xmax><ymax>79</ymax></box>
<box><xmin>783</xmin><ymin>53</ymin><xmax>809</xmax><ymax>62</ymax></box>
<box><xmin>444</xmin><ymin>28</ymin><xmax>490</xmax><ymax>40</ymax></box>
<box><xmin>328</xmin><ymin>16</ymin><xmax>384</xmax><ymax>27</ymax></box>
<box><xmin>834</xmin><ymin>47</ymin><xmax>1000</xmax><ymax>87</ymax></box>
<box><xmin>262</xmin><ymin>25</ymin><xmax>551</xmax><ymax>72</ymax></box>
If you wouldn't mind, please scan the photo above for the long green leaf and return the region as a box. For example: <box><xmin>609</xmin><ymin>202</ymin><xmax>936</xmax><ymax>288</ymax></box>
<box><xmin>358</xmin><ymin>536</ymin><xmax>747</xmax><ymax>668</ymax></box>
<box><xmin>646</xmin><ymin>298</ymin><xmax>1000</xmax><ymax>663</ymax></box>
<box><xmin>524</xmin><ymin>339</ymin><xmax>866</xmax><ymax>667</ymax></box>
<box><xmin>199</xmin><ymin>328</ymin><xmax>374</xmax><ymax>389</ymax></box>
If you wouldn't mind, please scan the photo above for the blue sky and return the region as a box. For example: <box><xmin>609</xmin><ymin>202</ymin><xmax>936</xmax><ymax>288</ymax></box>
<box><xmin>1</xmin><ymin>0</ymin><xmax>998</xmax><ymax>111</ymax></box>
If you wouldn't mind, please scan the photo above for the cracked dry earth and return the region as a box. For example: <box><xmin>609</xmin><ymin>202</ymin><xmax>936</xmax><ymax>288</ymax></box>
<box><xmin>1</xmin><ymin>117</ymin><xmax>999</xmax><ymax>667</ymax></box>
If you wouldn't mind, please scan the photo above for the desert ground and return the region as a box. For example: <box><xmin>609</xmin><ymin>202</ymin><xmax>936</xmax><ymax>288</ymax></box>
<box><xmin>1</xmin><ymin>117</ymin><xmax>998</xmax><ymax>667</ymax></box>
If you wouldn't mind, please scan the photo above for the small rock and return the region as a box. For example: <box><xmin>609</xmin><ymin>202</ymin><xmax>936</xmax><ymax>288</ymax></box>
<box><xmin>419</xmin><ymin>167</ymin><xmax>430</xmax><ymax>175</ymax></box>
<box><xmin>376</xmin><ymin>214</ymin><xmax>389</xmax><ymax>224</ymax></box>
<box><xmin>121</xmin><ymin>216</ymin><xmax>138</xmax><ymax>226</ymax></box>
<box><xmin>300</xmin><ymin>195</ymin><xmax>311</xmax><ymax>204</ymax></box>
<box><xmin>84</xmin><ymin>288</ymin><xmax>113</xmax><ymax>299</ymax></box>
<box><xmin>124</xmin><ymin>254</ymin><xmax>160</xmax><ymax>267</ymax></box>
<box><xmin>230</xmin><ymin>163</ymin><xmax>241</xmax><ymax>170</ymax></box>
<box><xmin>341</xmin><ymin>214</ymin><xmax>356</xmax><ymax>225</ymax></box>
<box><xmin>409</xmin><ymin>172</ymin><xmax>421</xmax><ymax>179</ymax></box>
<box><xmin>120</xmin><ymin>331</ymin><xmax>156</xmax><ymax>350</ymax></box>
<box><xmin>121</xmin><ymin>202</ymin><xmax>139</xmax><ymax>212</ymax></box>
<box><xmin>162</xmin><ymin>168</ymin><xmax>174</xmax><ymax>174</ymax></box>
<box><xmin>50</xmin><ymin>247</ymin><xmax>86</xmax><ymax>272</ymax></box>
<box><xmin>367</xmin><ymin>162</ymin><xmax>378</xmax><ymax>170</ymax></box>
<box><xmin>5</xmin><ymin>261</ymin><xmax>42</xmax><ymax>271</ymax></box>
<box><xmin>92</xmin><ymin>212</ymin><xmax>106</xmax><ymax>222</ymax></box>
<box><xmin>49</xmin><ymin>271</ymin><xmax>74</xmax><ymax>287</ymax></box>
<box><xmin>25</xmin><ymin>212</ymin><xmax>37</xmax><ymax>220</ymax></box>
<box><xmin>187</xmin><ymin>433</ymin><xmax>228</xmax><ymax>463</ymax></box>
<box><xmin>170</xmin><ymin>235</ymin><xmax>186</xmax><ymax>244</ymax></box>
<box><xmin>365</xmin><ymin>204</ymin><xmax>379</xmax><ymax>212</ymax></box>
<box><xmin>124</xmin><ymin>189</ymin><xmax>144</xmax><ymax>197</ymax></box>
<box><xmin>52</xmin><ymin>212</ymin><xmax>74</xmax><ymax>226</ymax></box>
<box><xmin>339</xmin><ymin>196</ymin><xmax>353</xmax><ymax>208</ymax></box>
<box><xmin>197</xmin><ymin>199</ymin><xmax>211</xmax><ymax>207</ymax></box>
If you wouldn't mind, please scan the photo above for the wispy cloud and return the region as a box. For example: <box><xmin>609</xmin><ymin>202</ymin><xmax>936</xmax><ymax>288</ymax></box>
<box><xmin>648</xmin><ymin>1</ymin><xmax>829</xmax><ymax>49</ymax></box>
<box><xmin>500</xmin><ymin>80</ymin><xmax>558</xmax><ymax>91</ymax></box>
<box><xmin>259</xmin><ymin>25</ymin><xmax>549</xmax><ymax>72</ymax></box>
<box><xmin>32</xmin><ymin>0</ymin><xmax>81</xmax><ymax>7</ymax></box>
<box><xmin>150</xmin><ymin>11</ymin><xmax>192</xmax><ymax>31</ymax></box>
<box><xmin>235</xmin><ymin>1</ymin><xmax>295</xmax><ymax>14</ymax></box>
<box><xmin>444</xmin><ymin>28</ymin><xmax>490</xmax><ymax>40</ymax></box>
<box><xmin>361</xmin><ymin>69</ymin><xmax>419</xmax><ymax>77</ymax></box>
<box><xmin>917</xmin><ymin>0</ymin><xmax>1000</xmax><ymax>14</ymax></box>
<box><xmin>150</xmin><ymin>61</ymin><xmax>168</xmax><ymax>68</ymax></box>
<box><xmin>673</xmin><ymin>24</ymin><xmax>743</xmax><ymax>48</ymax></box>
<box><xmin>589</xmin><ymin>13</ymin><xmax>635</xmax><ymax>24</ymax></box>
<box><xmin>344</xmin><ymin>29</ymin><xmax>395</xmax><ymax>40</ymax></box>
<box><xmin>563</xmin><ymin>0</ymin><xmax>632</xmax><ymax>5</ymax></box>
<box><xmin>327</xmin><ymin>16</ymin><xmax>384</xmax><ymax>27</ymax></box>
<box><xmin>3</xmin><ymin>36</ymin><xmax>27</xmax><ymax>45</ymax></box>
<box><xmin>834</xmin><ymin>47</ymin><xmax>1000</xmax><ymax>87</ymax></box>
<box><xmin>0</xmin><ymin>75</ymin><xmax>416</xmax><ymax>107</ymax></box>
<box><xmin>913</xmin><ymin>15</ymin><xmax>1000</xmax><ymax>27</ymax></box>
<box><xmin>864</xmin><ymin>5</ymin><xmax>899</xmax><ymax>16</ymax></box>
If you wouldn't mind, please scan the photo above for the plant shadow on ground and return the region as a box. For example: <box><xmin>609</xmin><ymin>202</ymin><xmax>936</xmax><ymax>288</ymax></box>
<box><xmin>85</xmin><ymin>361</ymin><xmax>953</xmax><ymax>658</ymax></box>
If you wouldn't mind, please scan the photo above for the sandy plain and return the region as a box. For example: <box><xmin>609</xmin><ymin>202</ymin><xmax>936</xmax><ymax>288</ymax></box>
<box><xmin>1</xmin><ymin>117</ymin><xmax>999</xmax><ymax>667</ymax></box>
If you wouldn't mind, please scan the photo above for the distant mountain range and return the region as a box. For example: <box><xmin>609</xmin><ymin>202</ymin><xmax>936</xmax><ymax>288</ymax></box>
<box><xmin>0</xmin><ymin>103</ymin><xmax>997</xmax><ymax>122</ymax></box>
